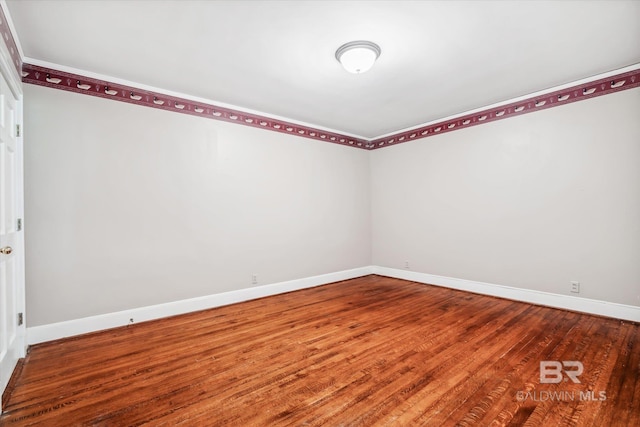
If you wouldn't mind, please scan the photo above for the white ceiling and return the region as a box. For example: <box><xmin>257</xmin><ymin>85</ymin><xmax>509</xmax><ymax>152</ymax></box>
<box><xmin>7</xmin><ymin>0</ymin><xmax>640</xmax><ymax>139</ymax></box>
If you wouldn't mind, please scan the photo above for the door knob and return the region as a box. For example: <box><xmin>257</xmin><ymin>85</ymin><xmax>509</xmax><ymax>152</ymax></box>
<box><xmin>0</xmin><ymin>246</ymin><xmax>12</xmax><ymax>255</ymax></box>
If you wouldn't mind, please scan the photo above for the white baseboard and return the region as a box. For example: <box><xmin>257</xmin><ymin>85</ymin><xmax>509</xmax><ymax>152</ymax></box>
<box><xmin>27</xmin><ymin>265</ymin><xmax>639</xmax><ymax>345</ymax></box>
<box><xmin>27</xmin><ymin>266</ymin><xmax>375</xmax><ymax>345</ymax></box>
<box><xmin>373</xmin><ymin>266</ymin><xmax>640</xmax><ymax>323</ymax></box>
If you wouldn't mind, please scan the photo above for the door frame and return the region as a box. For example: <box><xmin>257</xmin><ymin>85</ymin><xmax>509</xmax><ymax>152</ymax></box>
<box><xmin>0</xmin><ymin>7</ymin><xmax>24</xmax><ymax>410</ymax></box>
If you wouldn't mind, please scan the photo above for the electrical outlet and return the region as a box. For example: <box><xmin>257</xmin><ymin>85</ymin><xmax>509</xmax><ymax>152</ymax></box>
<box><xmin>570</xmin><ymin>281</ymin><xmax>580</xmax><ymax>293</ymax></box>
<box><xmin>252</xmin><ymin>274</ymin><xmax>258</xmax><ymax>285</ymax></box>
<box><xmin>404</xmin><ymin>261</ymin><xmax>410</xmax><ymax>269</ymax></box>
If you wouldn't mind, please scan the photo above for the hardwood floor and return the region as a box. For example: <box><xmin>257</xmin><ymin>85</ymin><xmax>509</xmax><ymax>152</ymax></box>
<box><xmin>1</xmin><ymin>275</ymin><xmax>638</xmax><ymax>426</ymax></box>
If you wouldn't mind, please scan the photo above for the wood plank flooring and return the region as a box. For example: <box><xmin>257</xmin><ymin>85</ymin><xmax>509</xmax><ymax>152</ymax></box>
<box><xmin>1</xmin><ymin>275</ymin><xmax>638</xmax><ymax>426</ymax></box>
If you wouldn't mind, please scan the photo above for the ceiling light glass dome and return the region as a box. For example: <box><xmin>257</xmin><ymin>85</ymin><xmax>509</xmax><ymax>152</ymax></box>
<box><xmin>335</xmin><ymin>41</ymin><xmax>381</xmax><ymax>74</ymax></box>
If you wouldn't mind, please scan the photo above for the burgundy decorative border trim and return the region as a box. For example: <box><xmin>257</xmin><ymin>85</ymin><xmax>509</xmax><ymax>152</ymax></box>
<box><xmin>22</xmin><ymin>62</ymin><xmax>639</xmax><ymax>151</ymax></box>
<box><xmin>21</xmin><ymin>63</ymin><xmax>370</xmax><ymax>149</ymax></box>
<box><xmin>370</xmin><ymin>69</ymin><xmax>640</xmax><ymax>149</ymax></box>
<box><xmin>0</xmin><ymin>5</ymin><xmax>22</xmax><ymax>75</ymax></box>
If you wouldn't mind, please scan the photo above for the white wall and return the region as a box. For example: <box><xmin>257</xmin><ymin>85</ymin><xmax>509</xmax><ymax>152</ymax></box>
<box><xmin>23</xmin><ymin>82</ymin><xmax>640</xmax><ymax>330</ymax></box>
<box><xmin>372</xmin><ymin>88</ymin><xmax>640</xmax><ymax>307</ymax></box>
<box><xmin>24</xmin><ymin>85</ymin><xmax>371</xmax><ymax>326</ymax></box>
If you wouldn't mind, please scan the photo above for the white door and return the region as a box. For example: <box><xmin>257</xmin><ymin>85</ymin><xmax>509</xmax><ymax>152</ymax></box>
<box><xmin>0</xmin><ymin>66</ymin><xmax>24</xmax><ymax>410</ymax></box>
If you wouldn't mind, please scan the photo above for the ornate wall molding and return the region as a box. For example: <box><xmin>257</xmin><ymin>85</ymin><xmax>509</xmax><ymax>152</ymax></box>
<box><xmin>21</xmin><ymin>63</ymin><xmax>370</xmax><ymax>149</ymax></box>
<box><xmin>21</xmin><ymin>61</ymin><xmax>640</xmax><ymax>151</ymax></box>
<box><xmin>0</xmin><ymin>4</ymin><xmax>22</xmax><ymax>75</ymax></box>
<box><xmin>370</xmin><ymin>68</ymin><xmax>640</xmax><ymax>149</ymax></box>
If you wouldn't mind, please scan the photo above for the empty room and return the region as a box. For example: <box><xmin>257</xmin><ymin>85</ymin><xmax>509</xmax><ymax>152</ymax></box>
<box><xmin>0</xmin><ymin>1</ymin><xmax>639</xmax><ymax>425</ymax></box>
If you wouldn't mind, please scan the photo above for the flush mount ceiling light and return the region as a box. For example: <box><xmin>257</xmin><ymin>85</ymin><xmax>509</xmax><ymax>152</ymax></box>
<box><xmin>335</xmin><ymin>41</ymin><xmax>381</xmax><ymax>74</ymax></box>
